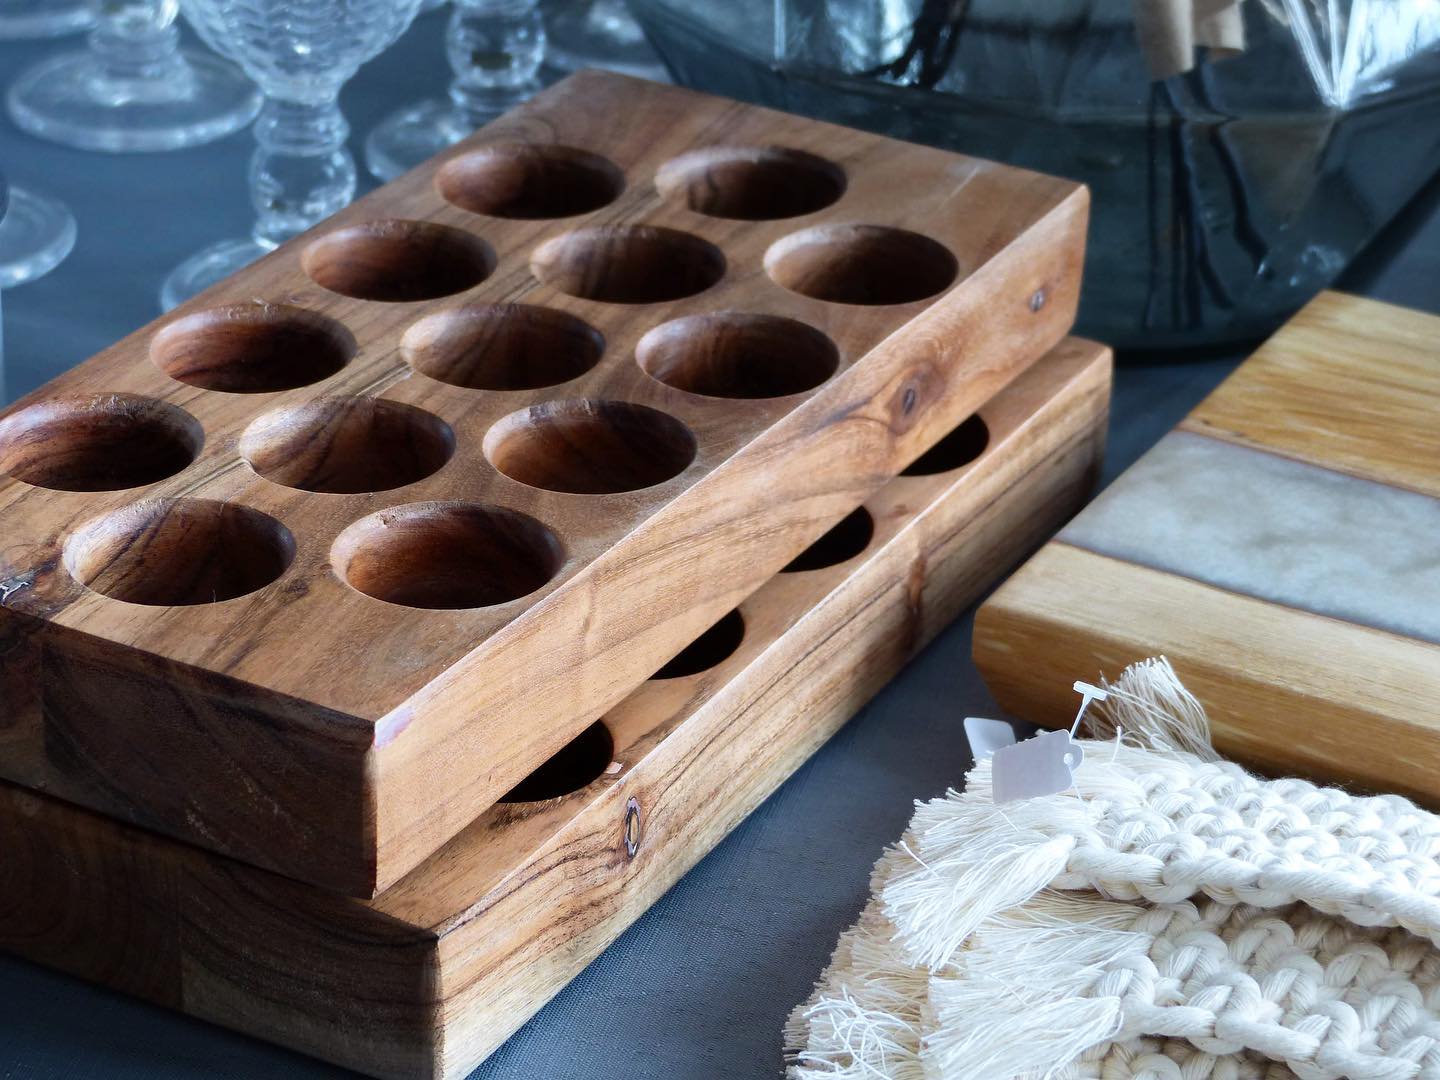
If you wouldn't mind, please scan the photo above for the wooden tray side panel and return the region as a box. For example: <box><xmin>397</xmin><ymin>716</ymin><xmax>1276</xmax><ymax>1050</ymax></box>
<box><xmin>1</xmin><ymin>623</ymin><xmax>377</xmax><ymax>894</ymax></box>
<box><xmin>180</xmin><ymin>864</ymin><xmax>440</xmax><ymax>1079</ymax></box>
<box><xmin>0</xmin><ymin>784</ymin><xmax>184</xmax><ymax>1006</ymax></box>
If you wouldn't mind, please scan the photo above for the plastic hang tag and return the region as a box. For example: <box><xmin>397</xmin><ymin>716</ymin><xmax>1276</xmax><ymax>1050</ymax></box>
<box><xmin>992</xmin><ymin>729</ymin><xmax>1083</xmax><ymax>802</ymax></box>
<box><xmin>987</xmin><ymin>681</ymin><xmax>1107</xmax><ymax>803</ymax></box>
<box><xmin>963</xmin><ymin>716</ymin><xmax>1019</xmax><ymax>760</ymax></box>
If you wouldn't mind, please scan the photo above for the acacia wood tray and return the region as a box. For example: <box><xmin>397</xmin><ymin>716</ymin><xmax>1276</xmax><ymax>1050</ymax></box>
<box><xmin>0</xmin><ymin>72</ymin><xmax>1086</xmax><ymax>896</ymax></box>
<box><xmin>0</xmin><ymin>339</ymin><xmax>1110</xmax><ymax>1079</ymax></box>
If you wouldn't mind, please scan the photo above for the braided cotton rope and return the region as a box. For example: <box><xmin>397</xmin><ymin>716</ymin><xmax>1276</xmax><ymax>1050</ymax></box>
<box><xmin>785</xmin><ymin>659</ymin><xmax>1440</xmax><ymax>1080</ymax></box>
<box><xmin>883</xmin><ymin>748</ymin><xmax>1440</xmax><ymax>974</ymax></box>
<box><xmin>941</xmin><ymin>895</ymin><xmax>1440</xmax><ymax>1078</ymax></box>
<box><xmin>785</xmin><ymin>893</ymin><xmax>1310</xmax><ymax>1080</ymax></box>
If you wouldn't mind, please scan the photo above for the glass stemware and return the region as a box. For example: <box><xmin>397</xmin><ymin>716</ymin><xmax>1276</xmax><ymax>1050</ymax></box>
<box><xmin>0</xmin><ymin>0</ymin><xmax>95</xmax><ymax>39</ymax></box>
<box><xmin>0</xmin><ymin>169</ymin><xmax>77</xmax><ymax>289</ymax></box>
<box><xmin>364</xmin><ymin>0</ymin><xmax>542</xmax><ymax>182</ymax></box>
<box><xmin>544</xmin><ymin>0</ymin><xmax>665</xmax><ymax>81</ymax></box>
<box><xmin>161</xmin><ymin>0</ymin><xmax>423</xmax><ymax>310</ymax></box>
<box><xmin>7</xmin><ymin>0</ymin><xmax>261</xmax><ymax>152</ymax></box>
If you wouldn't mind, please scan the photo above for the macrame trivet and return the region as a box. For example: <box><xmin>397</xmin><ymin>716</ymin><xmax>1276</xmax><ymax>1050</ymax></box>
<box><xmin>786</xmin><ymin>659</ymin><xmax>1440</xmax><ymax>1080</ymax></box>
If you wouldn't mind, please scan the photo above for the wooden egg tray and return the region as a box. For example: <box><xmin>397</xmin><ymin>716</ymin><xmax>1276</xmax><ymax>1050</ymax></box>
<box><xmin>0</xmin><ymin>72</ymin><xmax>1086</xmax><ymax>897</ymax></box>
<box><xmin>975</xmin><ymin>292</ymin><xmax>1440</xmax><ymax>803</ymax></box>
<box><xmin>0</xmin><ymin>339</ymin><xmax>1111</xmax><ymax>1079</ymax></box>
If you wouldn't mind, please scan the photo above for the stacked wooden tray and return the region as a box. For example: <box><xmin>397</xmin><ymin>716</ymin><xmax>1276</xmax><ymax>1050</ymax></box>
<box><xmin>976</xmin><ymin>291</ymin><xmax>1440</xmax><ymax>804</ymax></box>
<box><xmin>2</xmin><ymin>338</ymin><xmax>1111</xmax><ymax>1078</ymax></box>
<box><xmin>0</xmin><ymin>71</ymin><xmax>1103</xmax><ymax>1074</ymax></box>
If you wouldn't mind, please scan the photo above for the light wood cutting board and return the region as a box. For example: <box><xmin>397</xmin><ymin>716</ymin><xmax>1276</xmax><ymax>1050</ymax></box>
<box><xmin>975</xmin><ymin>291</ymin><xmax>1440</xmax><ymax>803</ymax></box>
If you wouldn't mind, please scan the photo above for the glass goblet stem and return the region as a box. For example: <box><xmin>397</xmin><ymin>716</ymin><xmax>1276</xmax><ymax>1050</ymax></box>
<box><xmin>88</xmin><ymin>2</ymin><xmax>191</xmax><ymax>86</ymax></box>
<box><xmin>159</xmin><ymin>94</ymin><xmax>355</xmax><ymax>310</ymax></box>
<box><xmin>364</xmin><ymin>0</ymin><xmax>543</xmax><ymax>181</ymax></box>
<box><xmin>250</xmin><ymin>97</ymin><xmax>355</xmax><ymax>248</ymax></box>
<box><xmin>447</xmin><ymin>0</ymin><xmax>545</xmax><ymax>122</ymax></box>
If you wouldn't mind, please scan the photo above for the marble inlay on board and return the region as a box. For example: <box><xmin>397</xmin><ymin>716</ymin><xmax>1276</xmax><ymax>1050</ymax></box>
<box><xmin>1059</xmin><ymin>430</ymin><xmax>1440</xmax><ymax>644</ymax></box>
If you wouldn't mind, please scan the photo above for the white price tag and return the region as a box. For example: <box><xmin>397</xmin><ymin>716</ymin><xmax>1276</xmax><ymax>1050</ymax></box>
<box><xmin>987</xmin><ymin>680</ymin><xmax>1108</xmax><ymax>803</ymax></box>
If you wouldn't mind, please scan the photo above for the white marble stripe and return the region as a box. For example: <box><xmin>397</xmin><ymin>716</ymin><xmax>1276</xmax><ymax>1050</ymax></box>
<box><xmin>1059</xmin><ymin>430</ymin><xmax>1440</xmax><ymax>645</ymax></box>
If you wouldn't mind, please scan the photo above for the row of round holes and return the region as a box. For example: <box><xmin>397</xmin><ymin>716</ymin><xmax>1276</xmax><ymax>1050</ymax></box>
<box><xmin>436</xmin><ymin>143</ymin><xmax>847</xmax><ymax>224</ymax></box>
<box><xmin>300</xmin><ymin>217</ymin><xmax>959</xmax><ymax>308</ymax></box>
<box><xmin>304</xmin><ymin>142</ymin><xmax>957</xmax><ymax>309</ymax></box>
<box><xmin>153</xmin><ymin>302</ymin><xmax>843</xmax><ymax>396</ymax></box>
<box><xmin>0</xmin><ymin>306</ymin><xmax>844</xmax><ymax>497</ymax></box>
<box><xmin>54</xmin><ymin>417</ymin><xmax>989</xmax><ymax>611</ymax></box>
<box><xmin>0</xmin><ymin>388</ymin><xmax>988</xmax><ymax>504</ymax></box>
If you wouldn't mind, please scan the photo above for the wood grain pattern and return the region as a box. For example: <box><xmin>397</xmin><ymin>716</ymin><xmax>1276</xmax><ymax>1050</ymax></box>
<box><xmin>974</xmin><ymin>290</ymin><xmax>1440</xmax><ymax>803</ymax></box>
<box><xmin>974</xmin><ymin>543</ymin><xmax>1440</xmax><ymax>804</ymax></box>
<box><xmin>1183</xmin><ymin>291</ymin><xmax>1440</xmax><ymax>499</ymax></box>
<box><xmin>0</xmin><ymin>72</ymin><xmax>1087</xmax><ymax>895</ymax></box>
<box><xmin>0</xmin><ymin>340</ymin><xmax>1112</xmax><ymax>1080</ymax></box>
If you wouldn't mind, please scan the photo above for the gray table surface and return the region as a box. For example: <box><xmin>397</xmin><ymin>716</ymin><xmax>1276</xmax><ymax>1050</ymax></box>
<box><xmin>2</xmin><ymin>12</ymin><xmax>1438</xmax><ymax>1079</ymax></box>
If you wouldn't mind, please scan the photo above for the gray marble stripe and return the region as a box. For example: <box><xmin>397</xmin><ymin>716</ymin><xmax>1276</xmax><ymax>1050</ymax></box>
<box><xmin>1059</xmin><ymin>430</ymin><xmax>1440</xmax><ymax>645</ymax></box>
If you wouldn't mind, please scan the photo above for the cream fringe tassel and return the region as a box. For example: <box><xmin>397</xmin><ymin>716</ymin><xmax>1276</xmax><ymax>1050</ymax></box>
<box><xmin>787</xmin><ymin>657</ymin><xmax>1272</xmax><ymax>1079</ymax></box>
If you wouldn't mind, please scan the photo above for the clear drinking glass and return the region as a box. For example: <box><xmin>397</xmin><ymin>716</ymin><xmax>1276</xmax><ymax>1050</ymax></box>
<box><xmin>0</xmin><ymin>169</ymin><xmax>77</xmax><ymax>288</ymax></box>
<box><xmin>0</xmin><ymin>0</ymin><xmax>95</xmax><ymax>39</ymax></box>
<box><xmin>364</xmin><ymin>0</ymin><xmax>542</xmax><ymax>182</ymax></box>
<box><xmin>6</xmin><ymin>0</ymin><xmax>261</xmax><ymax>152</ymax></box>
<box><xmin>160</xmin><ymin>0</ymin><xmax>423</xmax><ymax>310</ymax></box>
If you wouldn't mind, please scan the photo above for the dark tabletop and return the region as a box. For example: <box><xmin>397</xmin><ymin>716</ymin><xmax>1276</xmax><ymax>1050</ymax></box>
<box><xmin>2</xmin><ymin>11</ymin><xmax>1439</xmax><ymax>1078</ymax></box>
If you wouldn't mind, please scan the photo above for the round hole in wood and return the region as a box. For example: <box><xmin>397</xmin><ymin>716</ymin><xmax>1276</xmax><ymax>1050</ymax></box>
<box><xmin>240</xmin><ymin>398</ymin><xmax>454</xmax><ymax>494</ymax></box>
<box><xmin>651</xmin><ymin>609</ymin><xmax>745</xmax><ymax>679</ymax></box>
<box><xmin>498</xmin><ymin>720</ymin><xmax>615</xmax><ymax>802</ymax></box>
<box><xmin>65</xmin><ymin>498</ymin><xmax>295</xmax><ymax>606</ymax></box>
<box><xmin>0</xmin><ymin>394</ymin><xmax>202</xmax><ymax>492</ymax></box>
<box><xmin>765</xmin><ymin>224</ymin><xmax>958</xmax><ymax>305</ymax></box>
<box><xmin>302</xmin><ymin>220</ymin><xmax>496</xmax><ymax>302</ymax></box>
<box><xmin>402</xmin><ymin>304</ymin><xmax>604</xmax><ymax>391</ymax></box>
<box><xmin>636</xmin><ymin>312</ymin><xmax>838</xmax><ymax>399</ymax></box>
<box><xmin>485</xmin><ymin>399</ymin><xmax>696</xmax><ymax>495</ymax></box>
<box><xmin>781</xmin><ymin>507</ymin><xmax>874</xmax><ymax>573</ymax></box>
<box><xmin>151</xmin><ymin>303</ymin><xmax>354</xmax><ymax>393</ymax></box>
<box><xmin>530</xmin><ymin>226</ymin><xmax>725</xmax><ymax>304</ymax></box>
<box><xmin>437</xmin><ymin>144</ymin><xmax>624</xmax><ymax>219</ymax></box>
<box><xmin>902</xmin><ymin>415</ymin><xmax>990</xmax><ymax>476</ymax></box>
<box><xmin>332</xmin><ymin>501</ymin><xmax>564</xmax><ymax>609</ymax></box>
<box><xmin>655</xmin><ymin>146</ymin><xmax>845</xmax><ymax>220</ymax></box>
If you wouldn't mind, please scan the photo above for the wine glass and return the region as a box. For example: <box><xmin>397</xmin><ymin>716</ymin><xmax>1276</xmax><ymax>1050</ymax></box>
<box><xmin>365</xmin><ymin>0</ymin><xmax>542</xmax><ymax>182</ymax></box>
<box><xmin>0</xmin><ymin>168</ymin><xmax>77</xmax><ymax>288</ymax></box>
<box><xmin>7</xmin><ymin>0</ymin><xmax>261</xmax><ymax>152</ymax></box>
<box><xmin>0</xmin><ymin>0</ymin><xmax>94</xmax><ymax>39</ymax></box>
<box><xmin>161</xmin><ymin>0</ymin><xmax>424</xmax><ymax>310</ymax></box>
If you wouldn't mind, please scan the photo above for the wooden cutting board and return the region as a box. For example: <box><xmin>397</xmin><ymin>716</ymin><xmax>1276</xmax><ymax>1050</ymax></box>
<box><xmin>975</xmin><ymin>291</ymin><xmax>1440</xmax><ymax>803</ymax></box>
<box><xmin>0</xmin><ymin>71</ymin><xmax>1087</xmax><ymax>896</ymax></box>
<box><xmin>0</xmin><ymin>339</ymin><xmax>1110</xmax><ymax>1080</ymax></box>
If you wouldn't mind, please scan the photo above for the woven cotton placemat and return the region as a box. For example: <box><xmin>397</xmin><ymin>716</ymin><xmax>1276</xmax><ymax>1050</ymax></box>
<box><xmin>786</xmin><ymin>659</ymin><xmax>1440</xmax><ymax>1079</ymax></box>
